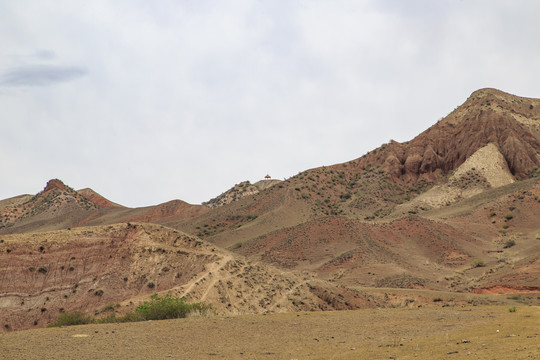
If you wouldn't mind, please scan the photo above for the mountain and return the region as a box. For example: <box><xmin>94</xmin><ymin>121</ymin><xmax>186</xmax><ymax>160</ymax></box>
<box><xmin>1</xmin><ymin>88</ymin><xmax>540</xmax><ymax>332</ymax></box>
<box><xmin>0</xmin><ymin>179</ymin><xmax>208</xmax><ymax>234</ymax></box>
<box><xmin>170</xmin><ymin>88</ymin><xmax>540</xmax><ymax>293</ymax></box>
<box><xmin>203</xmin><ymin>179</ymin><xmax>282</xmax><ymax>208</ymax></box>
<box><xmin>0</xmin><ymin>179</ymin><xmax>102</xmax><ymax>233</ymax></box>
<box><xmin>351</xmin><ymin>88</ymin><xmax>540</xmax><ymax>182</ymax></box>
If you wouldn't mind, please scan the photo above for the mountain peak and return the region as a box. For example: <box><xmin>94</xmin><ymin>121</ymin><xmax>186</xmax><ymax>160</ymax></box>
<box><xmin>43</xmin><ymin>179</ymin><xmax>67</xmax><ymax>192</ymax></box>
<box><xmin>469</xmin><ymin>87</ymin><xmax>508</xmax><ymax>97</ymax></box>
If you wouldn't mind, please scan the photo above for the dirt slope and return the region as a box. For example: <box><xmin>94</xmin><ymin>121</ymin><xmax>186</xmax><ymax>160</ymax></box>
<box><xmin>0</xmin><ymin>223</ymin><xmax>374</xmax><ymax>332</ymax></box>
<box><xmin>0</xmin><ymin>179</ymin><xmax>208</xmax><ymax>235</ymax></box>
<box><xmin>203</xmin><ymin>179</ymin><xmax>282</xmax><ymax>208</ymax></box>
<box><xmin>343</xmin><ymin>88</ymin><xmax>540</xmax><ymax>182</ymax></box>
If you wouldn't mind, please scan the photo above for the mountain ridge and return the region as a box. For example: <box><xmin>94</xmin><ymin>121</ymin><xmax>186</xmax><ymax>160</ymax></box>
<box><xmin>1</xmin><ymin>88</ymin><xmax>540</xmax><ymax>332</ymax></box>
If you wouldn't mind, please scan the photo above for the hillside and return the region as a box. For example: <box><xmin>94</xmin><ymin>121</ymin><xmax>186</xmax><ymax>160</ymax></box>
<box><xmin>0</xmin><ymin>179</ymin><xmax>208</xmax><ymax>235</ymax></box>
<box><xmin>169</xmin><ymin>88</ymin><xmax>540</xmax><ymax>295</ymax></box>
<box><xmin>0</xmin><ymin>223</ymin><xmax>375</xmax><ymax>331</ymax></box>
<box><xmin>203</xmin><ymin>179</ymin><xmax>282</xmax><ymax>208</ymax></box>
<box><xmin>1</xmin><ymin>88</ymin><xmax>540</xmax><ymax>334</ymax></box>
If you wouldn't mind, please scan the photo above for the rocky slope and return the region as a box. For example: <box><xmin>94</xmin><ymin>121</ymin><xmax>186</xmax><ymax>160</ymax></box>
<box><xmin>0</xmin><ymin>223</ymin><xmax>375</xmax><ymax>331</ymax></box>
<box><xmin>345</xmin><ymin>88</ymin><xmax>540</xmax><ymax>182</ymax></box>
<box><xmin>0</xmin><ymin>179</ymin><xmax>208</xmax><ymax>235</ymax></box>
<box><xmin>1</xmin><ymin>88</ymin><xmax>540</xmax><ymax>333</ymax></box>
<box><xmin>0</xmin><ymin>179</ymin><xmax>101</xmax><ymax>233</ymax></box>
<box><xmin>203</xmin><ymin>179</ymin><xmax>282</xmax><ymax>208</ymax></box>
<box><xmin>174</xmin><ymin>88</ymin><xmax>540</xmax><ymax>294</ymax></box>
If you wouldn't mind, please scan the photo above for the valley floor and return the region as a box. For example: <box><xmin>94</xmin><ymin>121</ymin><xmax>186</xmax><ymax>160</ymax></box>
<box><xmin>1</xmin><ymin>305</ymin><xmax>538</xmax><ymax>359</ymax></box>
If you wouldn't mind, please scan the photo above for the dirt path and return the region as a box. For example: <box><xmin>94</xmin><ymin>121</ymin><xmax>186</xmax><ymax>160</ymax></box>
<box><xmin>1</xmin><ymin>306</ymin><xmax>538</xmax><ymax>359</ymax></box>
<box><xmin>178</xmin><ymin>254</ymin><xmax>233</xmax><ymax>299</ymax></box>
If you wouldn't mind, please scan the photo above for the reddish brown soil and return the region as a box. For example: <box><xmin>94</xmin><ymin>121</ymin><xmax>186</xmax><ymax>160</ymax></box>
<box><xmin>1</xmin><ymin>88</ymin><xmax>540</xmax><ymax>337</ymax></box>
<box><xmin>341</xmin><ymin>88</ymin><xmax>540</xmax><ymax>182</ymax></box>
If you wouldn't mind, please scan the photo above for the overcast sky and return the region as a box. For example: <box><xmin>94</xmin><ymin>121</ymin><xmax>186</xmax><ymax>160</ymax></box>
<box><xmin>1</xmin><ymin>0</ymin><xmax>539</xmax><ymax>207</ymax></box>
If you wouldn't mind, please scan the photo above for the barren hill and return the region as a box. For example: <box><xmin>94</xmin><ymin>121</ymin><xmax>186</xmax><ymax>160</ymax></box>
<box><xmin>0</xmin><ymin>223</ymin><xmax>375</xmax><ymax>331</ymax></box>
<box><xmin>168</xmin><ymin>88</ymin><xmax>540</xmax><ymax>296</ymax></box>
<box><xmin>344</xmin><ymin>88</ymin><xmax>540</xmax><ymax>182</ymax></box>
<box><xmin>0</xmin><ymin>179</ymin><xmax>208</xmax><ymax>235</ymax></box>
<box><xmin>0</xmin><ymin>179</ymin><xmax>102</xmax><ymax>234</ymax></box>
<box><xmin>203</xmin><ymin>179</ymin><xmax>282</xmax><ymax>208</ymax></box>
<box><xmin>1</xmin><ymin>88</ymin><xmax>540</xmax><ymax>334</ymax></box>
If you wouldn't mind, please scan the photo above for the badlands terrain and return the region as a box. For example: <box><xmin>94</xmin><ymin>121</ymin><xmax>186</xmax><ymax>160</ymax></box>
<box><xmin>1</xmin><ymin>88</ymin><xmax>540</xmax><ymax>358</ymax></box>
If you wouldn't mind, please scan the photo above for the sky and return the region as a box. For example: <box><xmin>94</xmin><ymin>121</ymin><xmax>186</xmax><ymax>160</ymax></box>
<box><xmin>1</xmin><ymin>0</ymin><xmax>540</xmax><ymax>207</ymax></box>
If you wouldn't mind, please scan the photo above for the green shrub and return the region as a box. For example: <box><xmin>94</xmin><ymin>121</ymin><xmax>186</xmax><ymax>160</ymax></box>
<box><xmin>503</xmin><ymin>240</ymin><xmax>515</xmax><ymax>248</ymax></box>
<box><xmin>505</xmin><ymin>214</ymin><xmax>513</xmax><ymax>220</ymax></box>
<box><xmin>49</xmin><ymin>293</ymin><xmax>211</xmax><ymax>327</ymax></box>
<box><xmin>48</xmin><ymin>311</ymin><xmax>93</xmax><ymax>327</ymax></box>
<box><xmin>508</xmin><ymin>306</ymin><xmax>517</xmax><ymax>313</ymax></box>
<box><xmin>134</xmin><ymin>293</ymin><xmax>210</xmax><ymax>321</ymax></box>
<box><xmin>471</xmin><ymin>259</ymin><xmax>486</xmax><ymax>268</ymax></box>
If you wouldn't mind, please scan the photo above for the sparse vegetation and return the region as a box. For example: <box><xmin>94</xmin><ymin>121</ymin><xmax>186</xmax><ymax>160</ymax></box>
<box><xmin>132</xmin><ymin>293</ymin><xmax>211</xmax><ymax>321</ymax></box>
<box><xmin>503</xmin><ymin>240</ymin><xmax>515</xmax><ymax>248</ymax></box>
<box><xmin>48</xmin><ymin>311</ymin><xmax>93</xmax><ymax>327</ymax></box>
<box><xmin>508</xmin><ymin>306</ymin><xmax>517</xmax><ymax>312</ymax></box>
<box><xmin>231</xmin><ymin>241</ymin><xmax>242</xmax><ymax>250</ymax></box>
<box><xmin>48</xmin><ymin>293</ymin><xmax>211</xmax><ymax>327</ymax></box>
<box><xmin>471</xmin><ymin>259</ymin><xmax>486</xmax><ymax>268</ymax></box>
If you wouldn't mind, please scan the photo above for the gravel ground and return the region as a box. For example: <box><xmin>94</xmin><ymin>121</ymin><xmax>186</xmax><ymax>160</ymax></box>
<box><xmin>1</xmin><ymin>306</ymin><xmax>539</xmax><ymax>359</ymax></box>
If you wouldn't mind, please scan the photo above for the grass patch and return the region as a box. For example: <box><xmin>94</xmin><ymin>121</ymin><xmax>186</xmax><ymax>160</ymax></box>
<box><xmin>48</xmin><ymin>311</ymin><xmax>93</xmax><ymax>327</ymax></box>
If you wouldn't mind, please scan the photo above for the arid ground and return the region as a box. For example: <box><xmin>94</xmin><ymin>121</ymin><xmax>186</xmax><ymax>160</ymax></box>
<box><xmin>1</xmin><ymin>305</ymin><xmax>539</xmax><ymax>359</ymax></box>
<box><xmin>1</xmin><ymin>88</ymin><xmax>540</xmax><ymax>359</ymax></box>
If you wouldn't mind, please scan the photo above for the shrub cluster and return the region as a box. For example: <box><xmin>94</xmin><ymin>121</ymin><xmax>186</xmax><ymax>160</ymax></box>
<box><xmin>133</xmin><ymin>293</ymin><xmax>210</xmax><ymax>321</ymax></box>
<box><xmin>48</xmin><ymin>293</ymin><xmax>211</xmax><ymax>327</ymax></box>
<box><xmin>471</xmin><ymin>259</ymin><xmax>486</xmax><ymax>268</ymax></box>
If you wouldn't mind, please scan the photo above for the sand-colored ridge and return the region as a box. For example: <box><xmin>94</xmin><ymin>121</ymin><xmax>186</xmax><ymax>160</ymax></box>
<box><xmin>407</xmin><ymin>143</ymin><xmax>515</xmax><ymax>208</ymax></box>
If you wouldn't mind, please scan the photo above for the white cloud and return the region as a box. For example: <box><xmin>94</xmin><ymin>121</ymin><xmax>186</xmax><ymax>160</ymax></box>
<box><xmin>1</xmin><ymin>0</ymin><xmax>539</xmax><ymax>206</ymax></box>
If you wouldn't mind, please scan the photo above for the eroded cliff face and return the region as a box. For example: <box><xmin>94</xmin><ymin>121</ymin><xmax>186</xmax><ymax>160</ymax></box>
<box><xmin>346</xmin><ymin>89</ymin><xmax>540</xmax><ymax>183</ymax></box>
<box><xmin>0</xmin><ymin>224</ymin><xmax>214</xmax><ymax>331</ymax></box>
<box><xmin>0</xmin><ymin>223</ymin><xmax>374</xmax><ymax>331</ymax></box>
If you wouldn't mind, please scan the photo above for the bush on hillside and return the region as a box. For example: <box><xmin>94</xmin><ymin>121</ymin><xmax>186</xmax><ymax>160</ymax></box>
<box><xmin>48</xmin><ymin>311</ymin><xmax>93</xmax><ymax>327</ymax></box>
<box><xmin>471</xmin><ymin>259</ymin><xmax>486</xmax><ymax>268</ymax></box>
<box><xmin>48</xmin><ymin>293</ymin><xmax>211</xmax><ymax>327</ymax></box>
<box><xmin>134</xmin><ymin>293</ymin><xmax>211</xmax><ymax>321</ymax></box>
